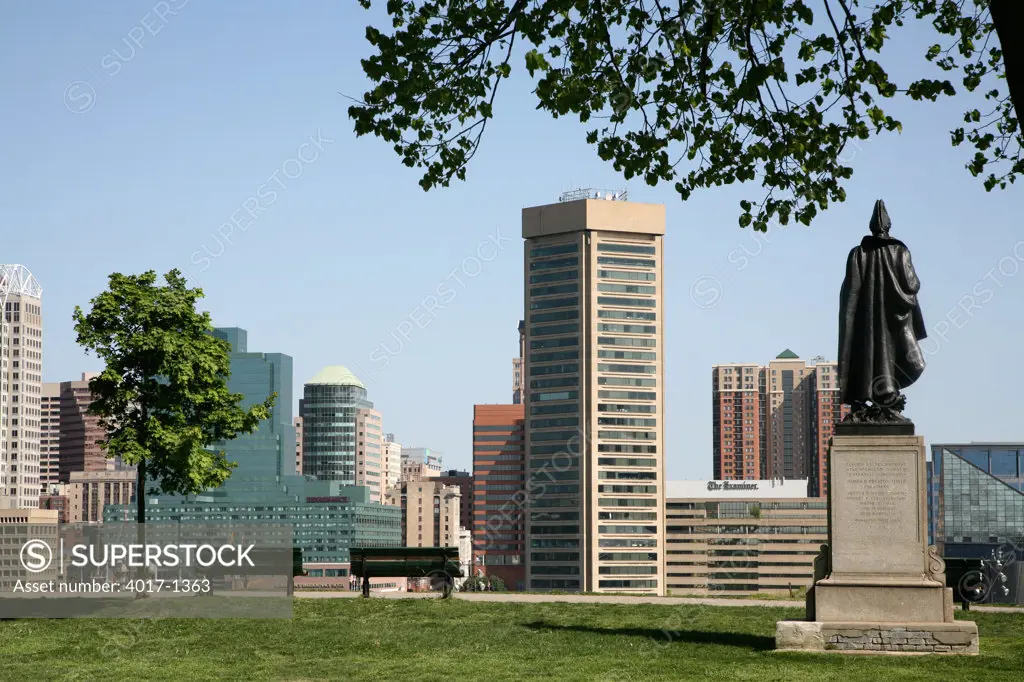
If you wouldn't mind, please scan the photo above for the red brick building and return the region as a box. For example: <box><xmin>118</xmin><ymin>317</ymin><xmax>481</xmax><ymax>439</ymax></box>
<box><xmin>39</xmin><ymin>493</ymin><xmax>69</xmax><ymax>524</ymax></box>
<box><xmin>712</xmin><ymin>352</ymin><xmax>849</xmax><ymax>497</ymax></box>
<box><xmin>58</xmin><ymin>373</ymin><xmax>111</xmax><ymax>482</ymax></box>
<box><xmin>472</xmin><ymin>404</ymin><xmax>525</xmax><ymax>590</ymax></box>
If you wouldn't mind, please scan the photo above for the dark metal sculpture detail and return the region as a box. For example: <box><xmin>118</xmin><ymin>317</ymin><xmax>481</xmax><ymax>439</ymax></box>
<box><xmin>838</xmin><ymin>200</ymin><xmax>927</xmax><ymax>424</ymax></box>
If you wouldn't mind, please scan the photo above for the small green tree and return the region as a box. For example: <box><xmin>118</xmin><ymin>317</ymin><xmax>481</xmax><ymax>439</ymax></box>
<box><xmin>72</xmin><ymin>269</ymin><xmax>276</xmax><ymax>528</ymax></box>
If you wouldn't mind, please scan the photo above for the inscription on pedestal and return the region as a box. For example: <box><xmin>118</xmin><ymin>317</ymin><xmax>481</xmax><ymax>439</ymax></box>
<box><xmin>844</xmin><ymin>460</ymin><xmax>913</xmax><ymax>532</ymax></box>
<box><xmin>831</xmin><ymin>446</ymin><xmax>923</xmax><ymax>575</ymax></box>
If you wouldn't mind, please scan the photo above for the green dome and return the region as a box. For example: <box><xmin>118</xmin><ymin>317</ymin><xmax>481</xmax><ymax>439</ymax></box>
<box><xmin>306</xmin><ymin>365</ymin><xmax>366</xmax><ymax>389</ymax></box>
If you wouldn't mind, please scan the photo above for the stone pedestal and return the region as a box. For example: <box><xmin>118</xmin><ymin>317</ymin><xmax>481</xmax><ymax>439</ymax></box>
<box><xmin>776</xmin><ymin>433</ymin><xmax>979</xmax><ymax>655</ymax></box>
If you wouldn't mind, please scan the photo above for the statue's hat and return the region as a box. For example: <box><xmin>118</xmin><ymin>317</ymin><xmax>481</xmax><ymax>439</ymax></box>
<box><xmin>870</xmin><ymin>199</ymin><xmax>891</xmax><ymax>235</ymax></box>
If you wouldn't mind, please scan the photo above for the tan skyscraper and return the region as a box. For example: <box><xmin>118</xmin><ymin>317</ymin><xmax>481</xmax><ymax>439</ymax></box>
<box><xmin>381</xmin><ymin>433</ymin><xmax>402</xmax><ymax>499</ymax></box>
<box><xmin>40</xmin><ymin>383</ymin><xmax>61</xmax><ymax>488</ymax></box>
<box><xmin>522</xmin><ymin>191</ymin><xmax>666</xmax><ymax>595</ymax></box>
<box><xmin>354</xmin><ymin>408</ymin><xmax>383</xmax><ymax>502</ymax></box>
<box><xmin>386</xmin><ymin>479</ymin><xmax>461</xmax><ymax>548</ymax></box>
<box><xmin>0</xmin><ymin>265</ymin><xmax>43</xmax><ymax>508</ymax></box>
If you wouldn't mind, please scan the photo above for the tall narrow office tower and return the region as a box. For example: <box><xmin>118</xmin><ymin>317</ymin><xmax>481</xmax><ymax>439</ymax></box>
<box><xmin>0</xmin><ymin>265</ymin><xmax>44</xmax><ymax>508</ymax></box>
<box><xmin>522</xmin><ymin>191</ymin><xmax>666</xmax><ymax>595</ymax></box>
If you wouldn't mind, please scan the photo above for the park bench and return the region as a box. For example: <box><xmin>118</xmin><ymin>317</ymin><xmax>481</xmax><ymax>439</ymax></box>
<box><xmin>349</xmin><ymin>546</ymin><xmax>463</xmax><ymax>598</ymax></box>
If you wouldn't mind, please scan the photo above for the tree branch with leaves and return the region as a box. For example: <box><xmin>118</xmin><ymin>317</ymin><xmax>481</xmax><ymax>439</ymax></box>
<box><xmin>349</xmin><ymin>0</ymin><xmax>1021</xmax><ymax>231</ymax></box>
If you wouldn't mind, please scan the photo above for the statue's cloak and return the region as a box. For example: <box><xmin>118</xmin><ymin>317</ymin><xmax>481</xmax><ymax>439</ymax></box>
<box><xmin>838</xmin><ymin>224</ymin><xmax>927</xmax><ymax>405</ymax></box>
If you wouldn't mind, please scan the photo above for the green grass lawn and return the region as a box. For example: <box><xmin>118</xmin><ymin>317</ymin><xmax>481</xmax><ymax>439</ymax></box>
<box><xmin>1</xmin><ymin>600</ymin><xmax>1021</xmax><ymax>681</ymax></box>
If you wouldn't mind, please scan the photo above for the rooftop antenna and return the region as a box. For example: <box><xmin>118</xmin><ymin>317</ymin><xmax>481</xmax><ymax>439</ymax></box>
<box><xmin>558</xmin><ymin>187</ymin><xmax>629</xmax><ymax>203</ymax></box>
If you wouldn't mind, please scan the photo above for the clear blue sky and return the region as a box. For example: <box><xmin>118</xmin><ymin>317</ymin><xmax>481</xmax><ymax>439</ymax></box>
<box><xmin>3</xmin><ymin>1</ymin><xmax>1021</xmax><ymax>479</ymax></box>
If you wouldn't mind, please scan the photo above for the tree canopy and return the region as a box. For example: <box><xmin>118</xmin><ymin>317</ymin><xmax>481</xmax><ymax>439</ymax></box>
<box><xmin>349</xmin><ymin>0</ymin><xmax>1022</xmax><ymax>231</ymax></box>
<box><xmin>73</xmin><ymin>269</ymin><xmax>275</xmax><ymax>519</ymax></box>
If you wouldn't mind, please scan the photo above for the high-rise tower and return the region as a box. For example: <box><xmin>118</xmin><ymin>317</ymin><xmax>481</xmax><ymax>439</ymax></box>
<box><xmin>0</xmin><ymin>265</ymin><xmax>43</xmax><ymax>508</ymax></box>
<box><xmin>522</xmin><ymin>191</ymin><xmax>666</xmax><ymax>594</ymax></box>
<box><xmin>212</xmin><ymin>327</ymin><xmax>295</xmax><ymax>479</ymax></box>
<box><xmin>301</xmin><ymin>366</ymin><xmax>381</xmax><ymax>498</ymax></box>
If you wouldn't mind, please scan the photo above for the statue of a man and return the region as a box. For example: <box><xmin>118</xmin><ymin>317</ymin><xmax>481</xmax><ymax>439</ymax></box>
<box><xmin>838</xmin><ymin>200</ymin><xmax>927</xmax><ymax>422</ymax></box>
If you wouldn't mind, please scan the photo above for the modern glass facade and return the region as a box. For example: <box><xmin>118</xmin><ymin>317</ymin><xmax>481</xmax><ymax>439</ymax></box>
<box><xmin>211</xmin><ymin>327</ymin><xmax>296</xmax><ymax>478</ymax></box>
<box><xmin>301</xmin><ymin>367</ymin><xmax>375</xmax><ymax>483</ymax></box>
<box><xmin>105</xmin><ymin>483</ymin><xmax>401</xmax><ymax>564</ymax></box>
<box><xmin>930</xmin><ymin>443</ymin><xmax>1024</xmax><ymax>563</ymax></box>
<box><xmin>104</xmin><ymin>332</ymin><xmax>400</xmax><ymax>565</ymax></box>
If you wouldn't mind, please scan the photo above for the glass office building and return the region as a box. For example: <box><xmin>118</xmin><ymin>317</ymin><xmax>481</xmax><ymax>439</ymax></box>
<box><xmin>104</xmin><ymin>329</ymin><xmax>400</xmax><ymax>565</ymax></box>
<box><xmin>211</xmin><ymin>328</ymin><xmax>296</xmax><ymax>478</ymax></box>
<box><xmin>300</xmin><ymin>366</ymin><xmax>374</xmax><ymax>482</ymax></box>
<box><xmin>929</xmin><ymin>443</ymin><xmax>1024</xmax><ymax>562</ymax></box>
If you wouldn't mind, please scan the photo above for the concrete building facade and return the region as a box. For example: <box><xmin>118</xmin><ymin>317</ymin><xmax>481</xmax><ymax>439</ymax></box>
<box><xmin>40</xmin><ymin>383</ymin><xmax>61</xmax><ymax>487</ymax></box>
<box><xmin>473</xmin><ymin>403</ymin><xmax>526</xmax><ymax>589</ymax></box>
<box><xmin>68</xmin><ymin>470</ymin><xmax>136</xmax><ymax>524</ymax></box>
<box><xmin>0</xmin><ymin>264</ymin><xmax>44</xmax><ymax>508</ymax></box>
<box><xmin>354</xmin><ymin>408</ymin><xmax>383</xmax><ymax>502</ymax></box>
<box><xmin>400</xmin><ymin>447</ymin><xmax>443</xmax><ymax>482</ymax></box>
<box><xmin>0</xmin><ymin>507</ymin><xmax>59</xmax><ymax>588</ymax></box>
<box><xmin>382</xmin><ymin>433</ymin><xmax>402</xmax><ymax>499</ymax></box>
<box><xmin>665</xmin><ymin>479</ymin><xmax>827</xmax><ymax>595</ymax></box>
<box><xmin>386</xmin><ymin>479</ymin><xmax>461</xmax><ymax>548</ymax></box>
<box><xmin>436</xmin><ymin>469</ymin><xmax>473</xmax><ymax>539</ymax></box>
<box><xmin>522</xmin><ymin>195</ymin><xmax>666</xmax><ymax>594</ymax></box>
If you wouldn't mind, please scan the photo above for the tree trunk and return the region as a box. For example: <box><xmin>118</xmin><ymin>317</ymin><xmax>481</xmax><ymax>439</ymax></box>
<box><xmin>135</xmin><ymin>457</ymin><xmax>147</xmax><ymax>599</ymax></box>
<box><xmin>136</xmin><ymin>457</ymin><xmax>146</xmax><ymax>525</ymax></box>
<box><xmin>990</xmin><ymin>0</ymin><xmax>1024</xmax><ymax>125</ymax></box>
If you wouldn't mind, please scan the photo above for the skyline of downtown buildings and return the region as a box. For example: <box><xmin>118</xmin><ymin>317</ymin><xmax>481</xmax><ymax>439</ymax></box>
<box><xmin>3</xmin><ymin>195</ymin><xmax>1020</xmax><ymax>595</ymax></box>
<box><xmin>0</xmin><ymin>224</ymin><xmax>853</xmax><ymax>522</ymax></box>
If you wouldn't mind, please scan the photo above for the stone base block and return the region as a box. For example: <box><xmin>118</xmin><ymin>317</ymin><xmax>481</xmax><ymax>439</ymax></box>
<box><xmin>813</xmin><ymin>582</ymin><xmax>949</xmax><ymax>622</ymax></box>
<box><xmin>776</xmin><ymin>621</ymin><xmax>979</xmax><ymax>655</ymax></box>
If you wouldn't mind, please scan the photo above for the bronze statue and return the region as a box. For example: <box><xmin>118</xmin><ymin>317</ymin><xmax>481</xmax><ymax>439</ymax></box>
<box><xmin>838</xmin><ymin>200</ymin><xmax>927</xmax><ymax>423</ymax></box>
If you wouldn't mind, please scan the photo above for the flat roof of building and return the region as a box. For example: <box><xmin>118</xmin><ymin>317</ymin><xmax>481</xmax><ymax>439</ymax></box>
<box><xmin>522</xmin><ymin>199</ymin><xmax>665</xmax><ymax>238</ymax></box>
